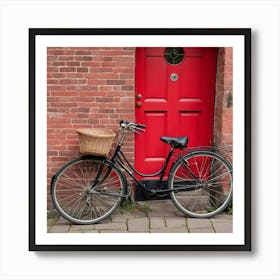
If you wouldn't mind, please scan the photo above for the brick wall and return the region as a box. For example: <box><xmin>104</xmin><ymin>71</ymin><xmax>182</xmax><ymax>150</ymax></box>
<box><xmin>47</xmin><ymin>47</ymin><xmax>135</xmax><ymax>205</ymax></box>
<box><xmin>47</xmin><ymin>46</ymin><xmax>233</xmax><ymax>207</ymax></box>
<box><xmin>214</xmin><ymin>47</ymin><xmax>233</xmax><ymax>148</ymax></box>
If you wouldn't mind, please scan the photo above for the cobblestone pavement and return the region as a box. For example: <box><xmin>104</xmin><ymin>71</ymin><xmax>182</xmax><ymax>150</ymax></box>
<box><xmin>47</xmin><ymin>199</ymin><xmax>232</xmax><ymax>233</ymax></box>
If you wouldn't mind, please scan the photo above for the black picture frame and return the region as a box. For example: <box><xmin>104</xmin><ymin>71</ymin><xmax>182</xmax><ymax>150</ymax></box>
<box><xmin>29</xmin><ymin>28</ymin><xmax>251</xmax><ymax>251</ymax></box>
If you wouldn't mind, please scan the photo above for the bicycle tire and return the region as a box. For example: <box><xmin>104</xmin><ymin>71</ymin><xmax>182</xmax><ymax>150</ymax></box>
<box><xmin>51</xmin><ymin>156</ymin><xmax>127</xmax><ymax>224</ymax></box>
<box><xmin>168</xmin><ymin>150</ymin><xmax>232</xmax><ymax>218</ymax></box>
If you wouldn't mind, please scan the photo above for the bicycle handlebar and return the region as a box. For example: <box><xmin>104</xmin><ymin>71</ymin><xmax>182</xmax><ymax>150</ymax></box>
<box><xmin>119</xmin><ymin>120</ymin><xmax>146</xmax><ymax>135</ymax></box>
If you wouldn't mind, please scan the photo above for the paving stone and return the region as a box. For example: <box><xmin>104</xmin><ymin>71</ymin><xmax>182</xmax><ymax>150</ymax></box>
<box><xmin>94</xmin><ymin>222</ymin><xmax>127</xmax><ymax>231</ymax></box>
<box><xmin>110</xmin><ymin>213</ymin><xmax>130</xmax><ymax>223</ymax></box>
<box><xmin>174</xmin><ymin>211</ymin><xmax>186</xmax><ymax>218</ymax></box>
<box><xmin>133</xmin><ymin>211</ymin><xmax>148</xmax><ymax>218</ymax></box>
<box><xmin>140</xmin><ymin>200</ymin><xmax>177</xmax><ymax>217</ymax></box>
<box><xmin>210</xmin><ymin>219</ymin><xmax>233</xmax><ymax>224</ymax></box>
<box><xmin>150</xmin><ymin>217</ymin><xmax>166</xmax><ymax>229</ymax></box>
<box><xmin>69</xmin><ymin>229</ymin><xmax>99</xmax><ymax>233</ymax></box>
<box><xmin>165</xmin><ymin>217</ymin><xmax>187</xmax><ymax>228</ymax></box>
<box><xmin>56</xmin><ymin>216</ymin><xmax>71</xmax><ymax>225</ymax></box>
<box><xmin>150</xmin><ymin>228</ymin><xmax>188</xmax><ymax>233</ymax></box>
<box><xmin>69</xmin><ymin>224</ymin><xmax>95</xmax><ymax>231</ymax></box>
<box><xmin>189</xmin><ymin>228</ymin><xmax>215</xmax><ymax>233</ymax></box>
<box><xmin>210</xmin><ymin>214</ymin><xmax>233</xmax><ymax>223</ymax></box>
<box><xmin>187</xmin><ymin>218</ymin><xmax>212</xmax><ymax>229</ymax></box>
<box><xmin>97</xmin><ymin>217</ymin><xmax>112</xmax><ymax>224</ymax></box>
<box><xmin>127</xmin><ymin>217</ymin><xmax>149</xmax><ymax>232</ymax></box>
<box><xmin>212</xmin><ymin>222</ymin><xmax>233</xmax><ymax>233</ymax></box>
<box><xmin>99</xmin><ymin>230</ymin><xmax>129</xmax><ymax>233</ymax></box>
<box><xmin>211</xmin><ymin>213</ymin><xmax>232</xmax><ymax>220</ymax></box>
<box><xmin>49</xmin><ymin>225</ymin><xmax>70</xmax><ymax>233</ymax></box>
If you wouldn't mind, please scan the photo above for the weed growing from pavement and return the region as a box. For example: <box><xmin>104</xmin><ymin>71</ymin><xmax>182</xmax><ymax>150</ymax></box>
<box><xmin>120</xmin><ymin>198</ymin><xmax>152</xmax><ymax>215</ymax></box>
<box><xmin>226</xmin><ymin>201</ymin><xmax>233</xmax><ymax>215</ymax></box>
<box><xmin>47</xmin><ymin>210</ymin><xmax>60</xmax><ymax>227</ymax></box>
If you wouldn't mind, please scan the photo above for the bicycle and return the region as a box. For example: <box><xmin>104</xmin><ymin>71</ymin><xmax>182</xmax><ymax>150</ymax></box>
<box><xmin>50</xmin><ymin>120</ymin><xmax>233</xmax><ymax>225</ymax></box>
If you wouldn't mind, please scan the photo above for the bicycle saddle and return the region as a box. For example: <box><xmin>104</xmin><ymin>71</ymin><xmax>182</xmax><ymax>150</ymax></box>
<box><xmin>160</xmin><ymin>136</ymin><xmax>188</xmax><ymax>149</ymax></box>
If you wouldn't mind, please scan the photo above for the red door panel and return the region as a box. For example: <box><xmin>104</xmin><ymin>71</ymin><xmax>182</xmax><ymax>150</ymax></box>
<box><xmin>143</xmin><ymin>112</ymin><xmax>167</xmax><ymax>172</ymax></box>
<box><xmin>135</xmin><ymin>47</ymin><xmax>217</xmax><ymax>175</ymax></box>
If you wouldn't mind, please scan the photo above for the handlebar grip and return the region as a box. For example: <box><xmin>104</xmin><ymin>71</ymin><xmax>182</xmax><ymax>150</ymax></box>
<box><xmin>120</xmin><ymin>120</ymin><xmax>146</xmax><ymax>129</ymax></box>
<box><xmin>136</xmin><ymin>123</ymin><xmax>146</xmax><ymax>129</ymax></box>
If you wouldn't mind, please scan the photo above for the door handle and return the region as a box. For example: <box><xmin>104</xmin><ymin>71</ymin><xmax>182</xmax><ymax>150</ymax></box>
<box><xmin>136</xmin><ymin>101</ymin><xmax>143</xmax><ymax>108</ymax></box>
<box><xmin>136</xmin><ymin>93</ymin><xmax>142</xmax><ymax>100</ymax></box>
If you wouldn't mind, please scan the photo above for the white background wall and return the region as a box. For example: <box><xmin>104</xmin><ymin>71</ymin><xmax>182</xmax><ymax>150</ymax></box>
<box><xmin>1</xmin><ymin>0</ymin><xmax>279</xmax><ymax>279</ymax></box>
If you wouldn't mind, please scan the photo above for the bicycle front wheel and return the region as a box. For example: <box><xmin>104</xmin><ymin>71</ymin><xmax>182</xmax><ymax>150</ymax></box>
<box><xmin>51</xmin><ymin>156</ymin><xmax>126</xmax><ymax>224</ymax></box>
<box><xmin>169</xmin><ymin>151</ymin><xmax>232</xmax><ymax>218</ymax></box>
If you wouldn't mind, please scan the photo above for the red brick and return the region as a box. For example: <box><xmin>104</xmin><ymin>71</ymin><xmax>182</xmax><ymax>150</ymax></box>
<box><xmin>66</xmin><ymin>61</ymin><xmax>80</xmax><ymax>66</ymax></box>
<box><xmin>82</xmin><ymin>56</ymin><xmax>93</xmax><ymax>61</ymax></box>
<box><xmin>59</xmin><ymin>79</ymin><xmax>87</xmax><ymax>85</ymax></box>
<box><xmin>81</xmin><ymin>62</ymin><xmax>101</xmax><ymax>67</ymax></box>
<box><xmin>50</xmin><ymin>91</ymin><xmax>77</xmax><ymax>97</ymax></box>
<box><xmin>112</xmin><ymin>67</ymin><xmax>134</xmax><ymax>73</ymax></box>
<box><xmin>66</xmin><ymin>85</ymin><xmax>98</xmax><ymax>91</ymax></box>
<box><xmin>122</xmin><ymin>85</ymin><xmax>134</xmax><ymax>91</ymax></box>
<box><xmin>103</xmin><ymin>57</ymin><xmax>113</xmax><ymax>61</ymax></box>
<box><xmin>214</xmin><ymin>47</ymin><xmax>233</xmax><ymax>147</ymax></box>
<box><xmin>75</xmin><ymin>50</ymin><xmax>92</xmax><ymax>55</ymax></box>
<box><xmin>90</xmin><ymin>67</ymin><xmax>112</xmax><ymax>73</ymax></box>
<box><xmin>87</xmin><ymin>79</ymin><xmax>106</xmax><ymax>85</ymax></box>
<box><xmin>107</xmin><ymin>79</ymin><xmax>126</xmax><ymax>85</ymax></box>
<box><xmin>48</xmin><ymin>49</ymin><xmax>65</xmax><ymax>55</ymax></box>
<box><xmin>51</xmin><ymin>73</ymin><xmax>66</xmax><ymax>78</ymax></box>
<box><xmin>60</xmin><ymin>67</ymin><xmax>76</xmax><ymax>72</ymax></box>
<box><xmin>77</xmin><ymin>67</ymin><xmax>89</xmax><ymax>73</ymax></box>
<box><xmin>48</xmin><ymin>61</ymin><xmax>65</xmax><ymax>67</ymax></box>
<box><xmin>47</xmin><ymin>66</ymin><xmax>58</xmax><ymax>72</ymax></box>
<box><xmin>65</xmin><ymin>73</ymin><xmax>84</xmax><ymax>78</ymax></box>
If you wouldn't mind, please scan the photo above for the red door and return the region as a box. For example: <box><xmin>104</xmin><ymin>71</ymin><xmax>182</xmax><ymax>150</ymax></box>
<box><xmin>135</xmin><ymin>47</ymin><xmax>217</xmax><ymax>175</ymax></box>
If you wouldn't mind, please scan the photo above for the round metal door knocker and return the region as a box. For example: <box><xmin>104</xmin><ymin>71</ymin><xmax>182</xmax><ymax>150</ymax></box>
<box><xmin>170</xmin><ymin>73</ymin><xmax>179</xmax><ymax>82</ymax></box>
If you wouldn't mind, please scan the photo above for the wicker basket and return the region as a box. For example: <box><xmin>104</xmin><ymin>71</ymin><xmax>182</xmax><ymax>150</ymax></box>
<box><xmin>76</xmin><ymin>128</ymin><xmax>116</xmax><ymax>156</ymax></box>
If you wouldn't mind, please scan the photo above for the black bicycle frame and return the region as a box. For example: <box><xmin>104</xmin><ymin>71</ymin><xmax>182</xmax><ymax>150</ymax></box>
<box><xmin>89</xmin><ymin>129</ymin><xmax>200</xmax><ymax>195</ymax></box>
<box><xmin>90</xmin><ymin>130</ymin><xmax>175</xmax><ymax>194</ymax></box>
<box><xmin>115</xmin><ymin>147</ymin><xmax>175</xmax><ymax>193</ymax></box>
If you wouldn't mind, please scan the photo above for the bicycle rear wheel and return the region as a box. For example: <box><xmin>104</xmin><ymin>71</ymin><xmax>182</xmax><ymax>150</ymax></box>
<box><xmin>51</xmin><ymin>156</ymin><xmax>126</xmax><ymax>224</ymax></box>
<box><xmin>168</xmin><ymin>151</ymin><xmax>232</xmax><ymax>218</ymax></box>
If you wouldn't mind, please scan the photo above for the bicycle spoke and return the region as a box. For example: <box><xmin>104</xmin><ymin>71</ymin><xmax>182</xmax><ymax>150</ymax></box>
<box><xmin>55</xmin><ymin>192</ymin><xmax>81</xmax><ymax>203</ymax></box>
<box><xmin>70</xmin><ymin>198</ymin><xmax>85</xmax><ymax>218</ymax></box>
<box><xmin>58</xmin><ymin>174</ymin><xmax>86</xmax><ymax>189</ymax></box>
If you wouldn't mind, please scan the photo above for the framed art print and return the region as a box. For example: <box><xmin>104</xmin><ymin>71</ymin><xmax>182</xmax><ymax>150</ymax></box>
<box><xmin>29</xmin><ymin>28</ymin><xmax>251</xmax><ymax>251</ymax></box>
